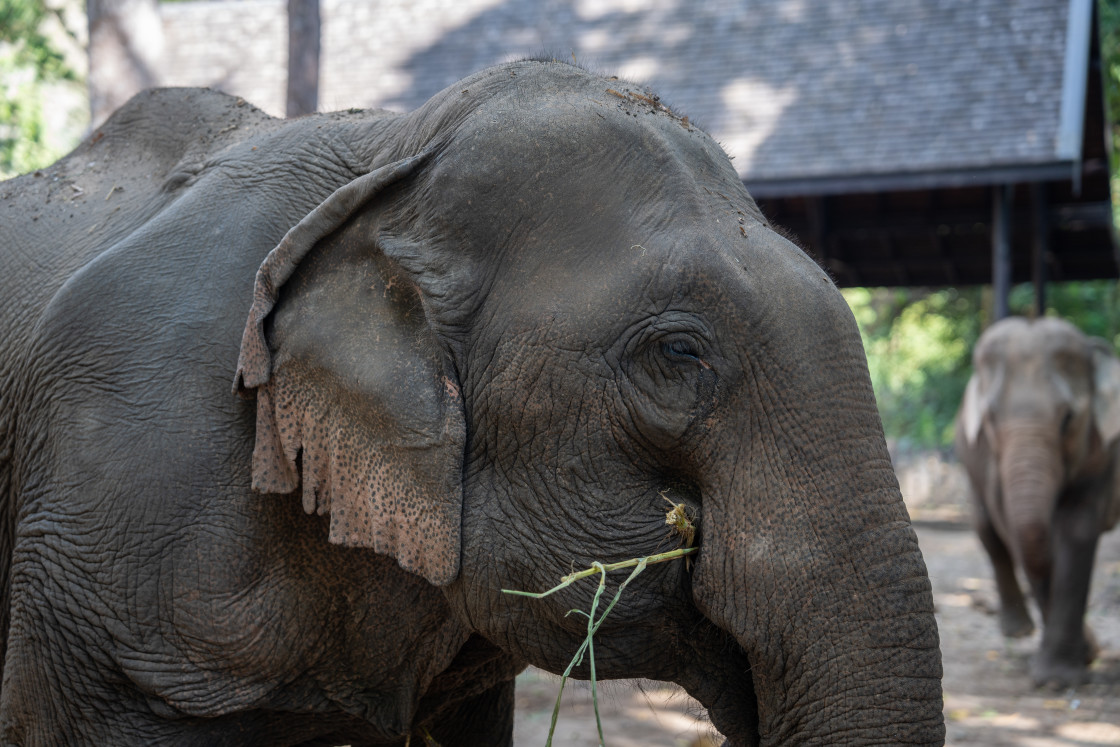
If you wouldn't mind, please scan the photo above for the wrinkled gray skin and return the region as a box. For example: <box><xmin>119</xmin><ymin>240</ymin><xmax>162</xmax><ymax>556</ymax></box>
<box><xmin>0</xmin><ymin>62</ymin><xmax>944</xmax><ymax>745</ymax></box>
<box><xmin>956</xmin><ymin>316</ymin><xmax>1120</xmax><ymax>688</ymax></box>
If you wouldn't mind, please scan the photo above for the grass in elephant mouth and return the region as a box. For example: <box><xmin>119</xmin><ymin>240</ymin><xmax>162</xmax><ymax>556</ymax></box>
<box><xmin>404</xmin><ymin>726</ymin><xmax>440</xmax><ymax>746</ymax></box>
<box><xmin>501</xmin><ymin>499</ymin><xmax>699</xmax><ymax>746</ymax></box>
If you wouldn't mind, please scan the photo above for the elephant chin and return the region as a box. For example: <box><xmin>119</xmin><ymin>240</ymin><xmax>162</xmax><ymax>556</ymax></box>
<box><xmin>688</xmin><ymin>671</ymin><xmax>760</xmax><ymax>746</ymax></box>
<box><xmin>674</xmin><ymin>621</ymin><xmax>760</xmax><ymax>746</ymax></box>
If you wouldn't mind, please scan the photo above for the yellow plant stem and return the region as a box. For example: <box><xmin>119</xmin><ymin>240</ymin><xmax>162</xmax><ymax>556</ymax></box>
<box><xmin>501</xmin><ymin>547</ymin><xmax>698</xmax><ymax>746</ymax></box>
<box><xmin>501</xmin><ymin>547</ymin><xmax>697</xmax><ymax>600</ymax></box>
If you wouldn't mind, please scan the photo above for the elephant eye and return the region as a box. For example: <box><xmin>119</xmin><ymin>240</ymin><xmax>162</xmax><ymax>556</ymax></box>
<box><xmin>662</xmin><ymin>337</ymin><xmax>700</xmax><ymax>361</ymax></box>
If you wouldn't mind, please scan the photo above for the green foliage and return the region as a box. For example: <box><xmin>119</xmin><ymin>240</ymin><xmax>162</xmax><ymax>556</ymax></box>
<box><xmin>1</xmin><ymin>54</ymin><xmax>53</xmax><ymax>175</ymax></box>
<box><xmin>1101</xmin><ymin>0</ymin><xmax>1120</xmax><ymax>233</ymax></box>
<box><xmin>0</xmin><ymin>0</ymin><xmax>74</xmax><ymax>78</ymax></box>
<box><xmin>844</xmin><ymin>287</ymin><xmax>983</xmax><ymax>449</ymax></box>
<box><xmin>1009</xmin><ymin>281</ymin><xmax>1120</xmax><ymax>347</ymax></box>
<box><xmin>845</xmin><ymin>281</ymin><xmax>1120</xmax><ymax>449</ymax></box>
<box><xmin>0</xmin><ymin>0</ymin><xmax>85</xmax><ymax>178</ymax></box>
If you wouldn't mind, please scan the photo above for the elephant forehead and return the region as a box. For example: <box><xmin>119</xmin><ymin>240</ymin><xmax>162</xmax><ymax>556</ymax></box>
<box><xmin>981</xmin><ymin>317</ymin><xmax>1087</xmax><ymax>363</ymax></box>
<box><xmin>477</xmin><ymin>227</ymin><xmax>850</xmax><ymax>386</ymax></box>
<box><xmin>483</xmin><ymin>238</ymin><xmax>716</xmax><ymax>332</ymax></box>
<box><xmin>434</xmin><ymin>131</ymin><xmax>702</xmax><ymax>231</ymax></box>
<box><xmin>426</xmin><ymin>78</ymin><xmax>745</xmax><ymax>218</ymax></box>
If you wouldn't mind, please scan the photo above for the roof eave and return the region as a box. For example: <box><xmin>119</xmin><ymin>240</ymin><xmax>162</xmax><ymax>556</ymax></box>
<box><xmin>1056</xmin><ymin>0</ymin><xmax>1093</xmax><ymax>161</ymax></box>
<box><xmin>744</xmin><ymin>161</ymin><xmax>1080</xmax><ymax>199</ymax></box>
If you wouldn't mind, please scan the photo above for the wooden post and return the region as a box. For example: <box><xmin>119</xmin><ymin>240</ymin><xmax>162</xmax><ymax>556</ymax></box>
<box><xmin>992</xmin><ymin>184</ymin><xmax>1013</xmax><ymax>321</ymax></box>
<box><xmin>88</xmin><ymin>0</ymin><xmax>163</xmax><ymax>127</ymax></box>
<box><xmin>1031</xmin><ymin>183</ymin><xmax>1049</xmax><ymax>317</ymax></box>
<box><xmin>286</xmin><ymin>0</ymin><xmax>321</xmax><ymax>117</ymax></box>
<box><xmin>807</xmin><ymin>196</ymin><xmax>828</xmax><ymax>266</ymax></box>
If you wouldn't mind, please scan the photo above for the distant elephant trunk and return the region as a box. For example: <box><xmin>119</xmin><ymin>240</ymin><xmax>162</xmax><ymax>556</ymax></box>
<box><xmin>997</xmin><ymin>420</ymin><xmax>1063</xmax><ymax>600</ymax></box>
<box><xmin>693</xmin><ymin>353</ymin><xmax>945</xmax><ymax>744</ymax></box>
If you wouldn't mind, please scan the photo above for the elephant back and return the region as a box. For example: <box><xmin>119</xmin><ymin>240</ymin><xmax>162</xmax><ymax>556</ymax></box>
<box><xmin>0</xmin><ymin>88</ymin><xmax>276</xmax><ymax>358</ymax></box>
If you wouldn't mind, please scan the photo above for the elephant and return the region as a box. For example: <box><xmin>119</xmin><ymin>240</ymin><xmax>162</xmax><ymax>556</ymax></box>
<box><xmin>0</xmin><ymin>60</ymin><xmax>944</xmax><ymax>745</ymax></box>
<box><xmin>956</xmin><ymin>315</ymin><xmax>1120</xmax><ymax>688</ymax></box>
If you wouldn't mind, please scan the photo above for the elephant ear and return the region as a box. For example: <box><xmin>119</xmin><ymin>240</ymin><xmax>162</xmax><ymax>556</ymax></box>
<box><xmin>959</xmin><ymin>375</ymin><xmax>986</xmax><ymax>445</ymax></box>
<box><xmin>1090</xmin><ymin>339</ymin><xmax>1120</xmax><ymax>445</ymax></box>
<box><xmin>234</xmin><ymin>153</ymin><xmax>467</xmax><ymax>587</ymax></box>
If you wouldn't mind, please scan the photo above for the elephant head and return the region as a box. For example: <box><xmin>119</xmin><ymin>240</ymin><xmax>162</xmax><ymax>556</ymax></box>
<box><xmin>958</xmin><ymin>315</ymin><xmax>1120</xmax><ymax>686</ymax></box>
<box><xmin>235</xmin><ymin>62</ymin><xmax>944</xmax><ymax>744</ymax></box>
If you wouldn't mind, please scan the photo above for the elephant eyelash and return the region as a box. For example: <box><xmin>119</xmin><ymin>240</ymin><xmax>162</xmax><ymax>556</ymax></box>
<box><xmin>659</xmin><ymin>337</ymin><xmax>712</xmax><ymax>370</ymax></box>
<box><xmin>662</xmin><ymin>339</ymin><xmax>699</xmax><ymax>360</ymax></box>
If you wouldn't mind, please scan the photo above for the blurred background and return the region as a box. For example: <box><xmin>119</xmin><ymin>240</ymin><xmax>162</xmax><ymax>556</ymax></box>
<box><xmin>3</xmin><ymin>1</ymin><xmax>1120</xmax><ymax>744</ymax></box>
<box><xmin>4</xmin><ymin>0</ymin><xmax>1119</xmax><ymax>479</ymax></box>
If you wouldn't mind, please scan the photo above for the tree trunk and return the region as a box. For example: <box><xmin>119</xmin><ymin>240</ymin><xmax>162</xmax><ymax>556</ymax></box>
<box><xmin>87</xmin><ymin>0</ymin><xmax>163</xmax><ymax>127</ymax></box>
<box><xmin>286</xmin><ymin>0</ymin><xmax>320</xmax><ymax>118</ymax></box>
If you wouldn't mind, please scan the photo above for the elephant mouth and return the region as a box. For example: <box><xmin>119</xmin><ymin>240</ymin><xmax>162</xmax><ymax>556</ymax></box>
<box><xmin>510</xmin><ymin>586</ymin><xmax>761</xmax><ymax>744</ymax></box>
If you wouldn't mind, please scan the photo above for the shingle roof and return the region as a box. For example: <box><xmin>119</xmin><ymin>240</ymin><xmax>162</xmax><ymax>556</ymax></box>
<box><xmin>160</xmin><ymin>0</ymin><xmax>1093</xmax><ymax>192</ymax></box>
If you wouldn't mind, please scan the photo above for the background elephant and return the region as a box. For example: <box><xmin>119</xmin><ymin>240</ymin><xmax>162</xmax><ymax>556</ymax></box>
<box><xmin>956</xmin><ymin>316</ymin><xmax>1120</xmax><ymax>688</ymax></box>
<box><xmin>0</xmin><ymin>61</ymin><xmax>944</xmax><ymax>745</ymax></box>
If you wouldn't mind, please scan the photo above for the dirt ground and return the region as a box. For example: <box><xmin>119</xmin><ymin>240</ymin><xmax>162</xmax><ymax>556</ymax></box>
<box><xmin>512</xmin><ymin>457</ymin><xmax>1120</xmax><ymax>746</ymax></box>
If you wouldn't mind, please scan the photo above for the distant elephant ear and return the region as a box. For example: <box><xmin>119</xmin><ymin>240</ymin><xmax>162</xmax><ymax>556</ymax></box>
<box><xmin>960</xmin><ymin>375</ymin><xmax>986</xmax><ymax>445</ymax></box>
<box><xmin>1090</xmin><ymin>339</ymin><xmax>1120</xmax><ymax>445</ymax></box>
<box><xmin>234</xmin><ymin>153</ymin><xmax>467</xmax><ymax>587</ymax></box>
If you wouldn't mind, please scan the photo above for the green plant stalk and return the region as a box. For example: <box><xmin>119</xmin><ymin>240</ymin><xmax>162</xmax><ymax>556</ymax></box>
<box><xmin>545</xmin><ymin>561</ymin><xmax>647</xmax><ymax>747</ymax></box>
<box><xmin>586</xmin><ymin>564</ymin><xmax>606</xmax><ymax>746</ymax></box>
<box><xmin>502</xmin><ymin>547</ymin><xmax>696</xmax><ymax>599</ymax></box>
<box><xmin>505</xmin><ymin>551</ymin><xmax>691</xmax><ymax>746</ymax></box>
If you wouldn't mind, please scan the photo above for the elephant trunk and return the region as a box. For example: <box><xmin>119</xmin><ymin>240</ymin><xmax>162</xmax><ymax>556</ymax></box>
<box><xmin>680</xmin><ymin>244</ymin><xmax>943</xmax><ymax>744</ymax></box>
<box><xmin>997</xmin><ymin>421</ymin><xmax>1062</xmax><ymax>592</ymax></box>
<box><xmin>693</xmin><ymin>372</ymin><xmax>944</xmax><ymax>744</ymax></box>
<box><xmin>698</xmin><ymin>497</ymin><xmax>943</xmax><ymax>744</ymax></box>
